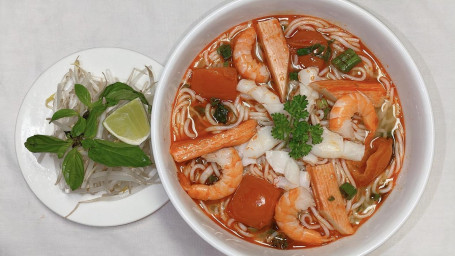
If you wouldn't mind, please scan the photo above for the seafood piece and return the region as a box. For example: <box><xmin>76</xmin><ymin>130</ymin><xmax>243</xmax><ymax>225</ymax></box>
<box><xmin>311</xmin><ymin>127</ymin><xmax>364</xmax><ymax>161</ymax></box>
<box><xmin>233</xmin><ymin>28</ymin><xmax>270</xmax><ymax>83</ymax></box>
<box><xmin>307</xmin><ymin>163</ymin><xmax>354</xmax><ymax>235</ymax></box>
<box><xmin>170</xmin><ymin>119</ymin><xmax>257</xmax><ymax>162</ymax></box>
<box><xmin>347</xmin><ymin>137</ymin><xmax>393</xmax><ymax>187</ymax></box>
<box><xmin>241</xmin><ymin>126</ymin><xmax>280</xmax><ymax>165</ymax></box>
<box><xmin>237</xmin><ymin>79</ymin><xmax>284</xmax><ymax>114</ymax></box>
<box><xmin>309</xmin><ymin>80</ymin><xmax>387</xmax><ymax>107</ymax></box>
<box><xmin>329</xmin><ymin>92</ymin><xmax>378</xmax><ymax>140</ymax></box>
<box><xmin>275</xmin><ymin>187</ymin><xmax>330</xmax><ymax>245</ymax></box>
<box><xmin>178</xmin><ymin>147</ymin><xmax>243</xmax><ymax>200</ymax></box>
<box><xmin>227</xmin><ymin>175</ymin><xmax>282</xmax><ymax>229</ymax></box>
<box><xmin>266</xmin><ymin>150</ymin><xmax>300</xmax><ymax>186</ymax></box>
<box><xmin>298</xmin><ymin>67</ymin><xmax>320</xmax><ymax>87</ymax></box>
<box><xmin>257</xmin><ymin>18</ymin><xmax>290</xmax><ymax>102</ymax></box>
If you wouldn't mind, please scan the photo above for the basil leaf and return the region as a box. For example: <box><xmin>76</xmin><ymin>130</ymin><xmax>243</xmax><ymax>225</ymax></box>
<box><xmin>75</xmin><ymin>84</ymin><xmax>92</xmax><ymax>107</ymax></box>
<box><xmin>99</xmin><ymin>82</ymin><xmax>149</xmax><ymax>106</ymax></box>
<box><xmin>104</xmin><ymin>89</ymin><xmax>141</xmax><ymax>106</ymax></box>
<box><xmin>24</xmin><ymin>135</ymin><xmax>72</xmax><ymax>158</ymax></box>
<box><xmin>71</xmin><ymin>116</ymin><xmax>86</xmax><ymax>137</ymax></box>
<box><xmin>49</xmin><ymin>109</ymin><xmax>79</xmax><ymax>123</ymax></box>
<box><xmin>84</xmin><ymin>100</ymin><xmax>106</xmax><ymax>138</ymax></box>
<box><xmin>62</xmin><ymin>147</ymin><xmax>84</xmax><ymax>190</ymax></box>
<box><xmin>82</xmin><ymin>139</ymin><xmax>152</xmax><ymax>167</ymax></box>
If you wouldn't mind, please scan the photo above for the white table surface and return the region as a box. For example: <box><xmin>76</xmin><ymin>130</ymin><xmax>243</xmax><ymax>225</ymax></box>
<box><xmin>1</xmin><ymin>0</ymin><xmax>453</xmax><ymax>255</ymax></box>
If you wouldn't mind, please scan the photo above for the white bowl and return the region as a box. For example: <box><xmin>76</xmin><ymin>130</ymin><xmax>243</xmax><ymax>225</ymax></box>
<box><xmin>151</xmin><ymin>0</ymin><xmax>434</xmax><ymax>255</ymax></box>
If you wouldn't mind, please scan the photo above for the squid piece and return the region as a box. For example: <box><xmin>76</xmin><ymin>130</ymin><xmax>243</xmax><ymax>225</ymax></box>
<box><xmin>257</xmin><ymin>18</ymin><xmax>290</xmax><ymax>102</ymax></box>
<box><xmin>307</xmin><ymin>163</ymin><xmax>354</xmax><ymax>235</ymax></box>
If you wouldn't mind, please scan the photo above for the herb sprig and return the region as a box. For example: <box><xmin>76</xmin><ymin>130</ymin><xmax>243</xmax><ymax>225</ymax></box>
<box><xmin>24</xmin><ymin>83</ymin><xmax>152</xmax><ymax>190</ymax></box>
<box><xmin>271</xmin><ymin>95</ymin><xmax>323</xmax><ymax>159</ymax></box>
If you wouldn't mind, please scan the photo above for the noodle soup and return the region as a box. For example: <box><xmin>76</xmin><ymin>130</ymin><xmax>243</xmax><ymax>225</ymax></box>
<box><xmin>169</xmin><ymin>15</ymin><xmax>404</xmax><ymax>249</ymax></box>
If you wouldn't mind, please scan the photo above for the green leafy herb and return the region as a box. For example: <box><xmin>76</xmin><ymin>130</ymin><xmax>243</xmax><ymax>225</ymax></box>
<box><xmin>217</xmin><ymin>44</ymin><xmax>232</xmax><ymax>60</ymax></box>
<box><xmin>271</xmin><ymin>95</ymin><xmax>323</xmax><ymax>159</ymax></box>
<box><xmin>100</xmin><ymin>82</ymin><xmax>149</xmax><ymax>107</ymax></box>
<box><xmin>62</xmin><ymin>147</ymin><xmax>84</xmax><ymax>190</ymax></box>
<box><xmin>223</xmin><ymin>61</ymin><xmax>231</xmax><ymax>67</ymax></box>
<box><xmin>49</xmin><ymin>109</ymin><xmax>79</xmax><ymax>123</ymax></box>
<box><xmin>205</xmin><ymin>174</ymin><xmax>219</xmax><ymax>185</ymax></box>
<box><xmin>74</xmin><ymin>84</ymin><xmax>92</xmax><ymax>107</ymax></box>
<box><xmin>328</xmin><ymin>195</ymin><xmax>335</xmax><ymax>201</ymax></box>
<box><xmin>331</xmin><ymin>48</ymin><xmax>362</xmax><ymax>73</ymax></box>
<box><xmin>84</xmin><ymin>100</ymin><xmax>106</xmax><ymax>139</ymax></box>
<box><xmin>270</xmin><ymin>232</ymin><xmax>288</xmax><ymax>249</ymax></box>
<box><xmin>371</xmin><ymin>193</ymin><xmax>381</xmax><ymax>201</ymax></box>
<box><xmin>210</xmin><ymin>97</ymin><xmax>229</xmax><ymax>124</ymax></box>
<box><xmin>24</xmin><ymin>135</ymin><xmax>72</xmax><ymax>158</ymax></box>
<box><xmin>25</xmin><ymin>81</ymin><xmax>153</xmax><ymax>190</ymax></box>
<box><xmin>213</xmin><ymin>103</ymin><xmax>229</xmax><ymax>124</ymax></box>
<box><xmin>71</xmin><ymin>117</ymin><xmax>86</xmax><ymax>137</ymax></box>
<box><xmin>289</xmin><ymin>72</ymin><xmax>299</xmax><ymax>81</ymax></box>
<box><xmin>81</xmin><ymin>139</ymin><xmax>152</xmax><ymax>167</ymax></box>
<box><xmin>340</xmin><ymin>182</ymin><xmax>357</xmax><ymax>200</ymax></box>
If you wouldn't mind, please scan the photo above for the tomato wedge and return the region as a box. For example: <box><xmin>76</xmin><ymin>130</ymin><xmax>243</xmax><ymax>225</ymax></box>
<box><xmin>190</xmin><ymin>67</ymin><xmax>238</xmax><ymax>101</ymax></box>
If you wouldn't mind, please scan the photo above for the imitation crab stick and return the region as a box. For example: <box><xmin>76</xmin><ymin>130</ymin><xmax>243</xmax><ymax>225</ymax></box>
<box><xmin>257</xmin><ymin>18</ymin><xmax>290</xmax><ymax>102</ymax></box>
<box><xmin>307</xmin><ymin>163</ymin><xmax>354</xmax><ymax>235</ymax></box>
<box><xmin>309</xmin><ymin>80</ymin><xmax>387</xmax><ymax>107</ymax></box>
<box><xmin>170</xmin><ymin>119</ymin><xmax>257</xmax><ymax>162</ymax></box>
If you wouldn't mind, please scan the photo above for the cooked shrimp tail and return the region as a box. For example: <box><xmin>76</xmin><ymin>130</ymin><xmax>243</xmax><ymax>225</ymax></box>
<box><xmin>178</xmin><ymin>147</ymin><xmax>243</xmax><ymax>200</ymax></box>
<box><xmin>233</xmin><ymin>28</ymin><xmax>270</xmax><ymax>83</ymax></box>
<box><xmin>329</xmin><ymin>92</ymin><xmax>378</xmax><ymax>139</ymax></box>
<box><xmin>275</xmin><ymin>187</ymin><xmax>330</xmax><ymax>245</ymax></box>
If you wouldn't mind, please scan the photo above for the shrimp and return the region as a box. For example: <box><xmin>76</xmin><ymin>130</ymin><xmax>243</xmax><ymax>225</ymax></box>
<box><xmin>178</xmin><ymin>147</ymin><xmax>243</xmax><ymax>200</ymax></box>
<box><xmin>329</xmin><ymin>92</ymin><xmax>378</xmax><ymax>140</ymax></box>
<box><xmin>233</xmin><ymin>27</ymin><xmax>270</xmax><ymax>84</ymax></box>
<box><xmin>275</xmin><ymin>187</ymin><xmax>330</xmax><ymax>245</ymax></box>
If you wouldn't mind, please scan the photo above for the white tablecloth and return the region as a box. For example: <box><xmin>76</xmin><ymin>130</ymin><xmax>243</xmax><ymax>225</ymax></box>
<box><xmin>1</xmin><ymin>0</ymin><xmax>453</xmax><ymax>255</ymax></box>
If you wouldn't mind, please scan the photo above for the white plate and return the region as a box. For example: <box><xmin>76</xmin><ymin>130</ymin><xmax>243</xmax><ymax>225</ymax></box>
<box><xmin>15</xmin><ymin>48</ymin><xmax>168</xmax><ymax>227</ymax></box>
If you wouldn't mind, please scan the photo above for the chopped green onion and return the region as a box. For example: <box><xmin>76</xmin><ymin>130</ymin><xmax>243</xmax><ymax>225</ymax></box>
<box><xmin>316</xmin><ymin>98</ymin><xmax>329</xmax><ymax>109</ymax></box>
<box><xmin>217</xmin><ymin>44</ymin><xmax>232</xmax><ymax>60</ymax></box>
<box><xmin>194</xmin><ymin>105</ymin><xmax>205</xmax><ymax>115</ymax></box>
<box><xmin>323</xmin><ymin>108</ymin><xmax>330</xmax><ymax>120</ymax></box>
<box><xmin>270</xmin><ymin>233</ymin><xmax>288</xmax><ymax>249</ymax></box>
<box><xmin>331</xmin><ymin>48</ymin><xmax>362</xmax><ymax>73</ymax></box>
<box><xmin>205</xmin><ymin>174</ymin><xmax>219</xmax><ymax>185</ymax></box>
<box><xmin>210</xmin><ymin>97</ymin><xmax>221</xmax><ymax>106</ymax></box>
<box><xmin>297</xmin><ymin>44</ymin><xmax>323</xmax><ymax>56</ymax></box>
<box><xmin>371</xmin><ymin>193</ymin><xmax>381</xmax><ymax>201</ymax></box>
<box><xmin>328</xmin><ymin>195</ymin><xmax>335</xmax><ymax>201</ymax></box>
<box><xmin>289</xmin><ymin>72</ymin><xmax>299</xmax><ymax>81</ymax></box>
<box><xmin>340</xmin><ymin>182</ymin><xmax>357</xmax><ymax>200</ymax></box>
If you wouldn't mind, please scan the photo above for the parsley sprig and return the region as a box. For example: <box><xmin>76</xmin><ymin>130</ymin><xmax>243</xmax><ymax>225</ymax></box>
<box><xmin>271</xmin><ymin>95</ymin><xmax>323</xmax><ymax>159</ymax></box>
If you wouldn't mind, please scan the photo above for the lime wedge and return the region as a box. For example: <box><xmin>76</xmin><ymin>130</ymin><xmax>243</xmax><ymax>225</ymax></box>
<box><xmin>103</xmin><ymin>98</ymin><xmax>150</xmax><ymax>145</ymax></box>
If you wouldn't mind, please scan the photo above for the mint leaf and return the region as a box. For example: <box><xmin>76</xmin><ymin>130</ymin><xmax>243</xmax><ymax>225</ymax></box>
<box><xmin>24</xmin><ymin>135</ymin><xmax>72</xmax><ymax>159</ymax></box>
